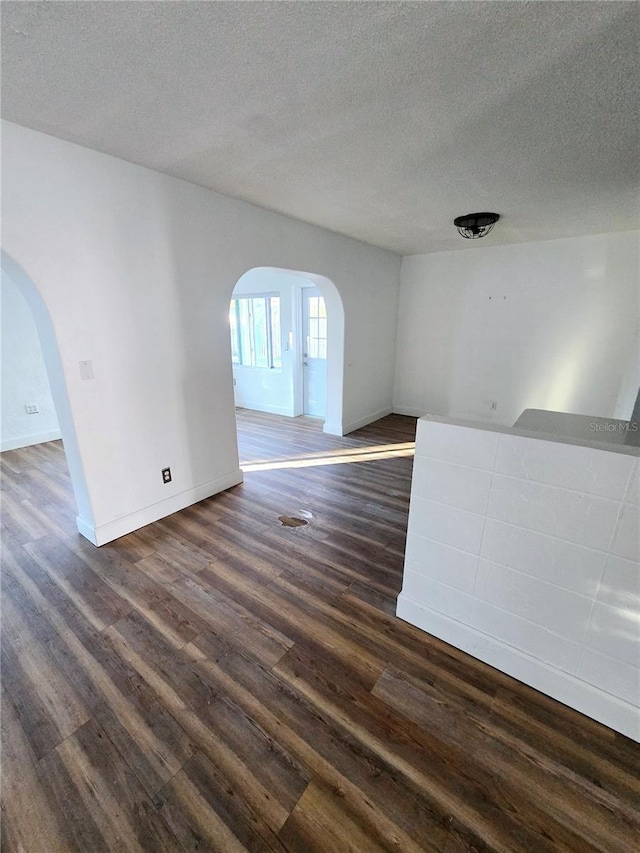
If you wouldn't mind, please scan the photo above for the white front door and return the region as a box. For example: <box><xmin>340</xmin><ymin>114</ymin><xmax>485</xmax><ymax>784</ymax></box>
<box><xmin>302</xmin><ymin>287</ymin><xmax>327</xmax><ymax>418</ymax></box>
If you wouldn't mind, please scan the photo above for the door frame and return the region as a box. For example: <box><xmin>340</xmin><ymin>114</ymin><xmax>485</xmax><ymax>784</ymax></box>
<box><xmin>292</xmin><ymin>284</ymin><xmax>304</xmax><ymax>417</ymax></box>
<box><xmin>297</xmin><ymin>285</ymin><xmax>328</xmax><ymax>419</ymax></box>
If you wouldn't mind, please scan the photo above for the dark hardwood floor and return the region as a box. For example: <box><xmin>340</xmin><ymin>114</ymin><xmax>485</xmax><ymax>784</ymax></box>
<box><xmin>1</xmin><ymin>410</ymin><xmax>639</xmax><ymax>852</ymax></box>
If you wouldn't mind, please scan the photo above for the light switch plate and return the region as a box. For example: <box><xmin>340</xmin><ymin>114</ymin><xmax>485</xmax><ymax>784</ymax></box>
<box><xmin>79</xmin><ymin>360</ymin><xmax>94</xmax><ymax>380</ymax></box>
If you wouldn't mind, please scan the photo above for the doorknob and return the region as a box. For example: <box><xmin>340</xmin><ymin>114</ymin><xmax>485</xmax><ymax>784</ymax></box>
<box><xmin>303</xmin><ymin>361</ymin><xmax>308</xmax><ymax>366</ymax></box>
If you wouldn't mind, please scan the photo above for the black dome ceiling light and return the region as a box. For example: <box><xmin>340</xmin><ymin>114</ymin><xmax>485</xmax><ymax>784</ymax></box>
<box><xmin>454</xmin><ymin>212</ymin><xmax>500</xmax><ymax>239</ymax></box>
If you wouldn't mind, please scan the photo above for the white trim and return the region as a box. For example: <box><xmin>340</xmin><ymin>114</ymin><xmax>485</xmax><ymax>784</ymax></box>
<box><xmin>291</xmin><ymin>284</ymin><xmax>304</xmax><ymax>417</ymax></box>
<box><xmin>341</xmin><ymin>406</ymin><xmax>393</xmax><ymax>436</ymax></box>
<box><xmin>76</xmin><ymin>468</ymin><xmax>244</xmax><ymax>547</ymax></box>
<box><xmin>75</xmin><ymin>515</ymin><xmax>100</xmax><ymax>545</ymax></box>
<box><xmin>235</xmin><ymin>401</ymin><xmax>294</xmax><ymax>417</ymax></box>
<box><xmin>392</xmin><ymin>405</ymin><xmax>429</xmax><ymax>418</ymax></box>
<box><xmin>1</xmin><ymin>430</ymin><xmax>62</xmax><ymax>452</ymax></box>
<box><xmin>322</xmin><ymin>420</ymin><xmax>344</xmax><ymax>436</ymax></box>
<box><xmin>396</xmin><ymin>592</ymin><xmax>640</xmax><ymax>742</ymax></box>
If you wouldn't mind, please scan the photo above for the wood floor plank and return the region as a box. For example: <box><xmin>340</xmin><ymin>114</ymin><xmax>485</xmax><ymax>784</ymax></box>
<box><xmin>68</xmin><ymin>542</ymin><xmax>208</xmax><ymax>648</ymax></box>
<box><xmin>183</xmin><ymin>636</ymin><xmax>457</xmax><ymax>852</ymax></box>
<box><xmin>1</xmin><ymin>489</ymin><xmax>50</xmax><ymax>542</ymax></box>
<box><xmin>2</xmin><ymin>410</ymin><xmax>639</xmax><ymax>852</ymax></box>
<box><xmin>103</xmin><ymin>624</ymin><xmax>295</xmax><ymax>834</ymax></box>
<box><xmin>157</xmin><ymin>748</ymin><xmax>292</xmax><ymax>852</ymax></box>
<box><xmin>94</xmin><ymin>684</ymin><xmax>197</xmax><ymax>798</ymax></box>
<box><xmin>273</xmin><ymin>644</ymin><xmax>554</xmax><ymax>853</ymax></box>
<box><xmin>134</xmin><ymin>532</ymin><xmax>213</xmax><ymax>583</ymax></box>
<box><xmin>174</xmin><ymin>574</ymin><xmax>295</xmax><ymax>668</ymax></box>
<box><xmin>24</xmin><ymin>534</ymin><xmax>132</xmax><ymax>631</ymax></box>
<box><xmin>47</xmin><ymin>596</ymin><xmax>145</xmax><ymax>699</ymax></box>
<box><xmin>2</xmin><ymin>620</ymin><xmax>92</xmax><ymax>760</ymax></box>
<box><xmin>1</xmin><ymin>565</ymin><xmax>52</xmax><ymax>642</ymax></box>
<box><xmin>372</xmin><ymin>667</ymin><xmax>640</xmax><ymax>853</ymax></box>
<box><xmin>1</xmin><ymin>530</ymin><xmax>70</xmax><ymax>612</ymax></box>
<box><xmin>277</xmin><ymin>780</ymin><xmax>393</xmax><ymax>853</ymax></box>
<box><xmin>37</xmin><ymin>717</ymin><xmax>184</xmax><ymax>852</ymax></box>
<box><xmin>198</xmin><ymin>557</ymin><xmax>386</xmax><ymax>689</ymax></box>
<box><xmin>0</xmin><ymin>689</ymin><xmax>72</xmax><ymax>853</ymax></box>
<box><xmin>155</xmin><ymin>755</ymin><xmax>258</xmax><ymax>853</ymax></box>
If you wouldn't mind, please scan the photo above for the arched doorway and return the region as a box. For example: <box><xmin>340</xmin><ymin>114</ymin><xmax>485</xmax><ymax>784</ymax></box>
<box><xmin>228</xmin><ymin>267</ymin><xmax>345</xmax><ymax>436</ymax></box>
<box><xmin>1</xmin><ymin>251</ymin><xmax>94</xmax><ymax>537</ymax></box>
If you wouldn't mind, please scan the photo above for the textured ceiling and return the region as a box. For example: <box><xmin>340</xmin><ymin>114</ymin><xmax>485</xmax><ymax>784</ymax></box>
<box><xmin>2</xmin><ymin>1</ymin><xmax>639</xmax><ymax>254</ymax></box>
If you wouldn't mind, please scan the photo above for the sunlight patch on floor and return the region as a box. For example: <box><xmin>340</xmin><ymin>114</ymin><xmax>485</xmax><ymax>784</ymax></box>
<box><xmin>241</xmin><ymin>442</ymin><xmax>415</xmax><ymax>473</ymax></box>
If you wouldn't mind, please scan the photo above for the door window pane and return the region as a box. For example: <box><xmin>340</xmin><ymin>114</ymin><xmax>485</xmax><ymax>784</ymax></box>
<box><xmin>251</xmin><ymin>298</ymin><xmax>268</xmax><ymax>367</ymax></box>
<box><xmin>305</xmin><ymin>295</ymin><xmax>327</xmax><ymax>362</ymax></box>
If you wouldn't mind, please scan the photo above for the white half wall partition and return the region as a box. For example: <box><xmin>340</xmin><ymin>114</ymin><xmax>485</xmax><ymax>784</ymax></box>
<box><xmin>398</xmin><ymin>413</ymin><xmax>640</xmax><ymax>741</ymax></box>
<box><xmin>1</xmin><ymin>121</ymin><xmax>399</xmax><ymax>545</ymax></box>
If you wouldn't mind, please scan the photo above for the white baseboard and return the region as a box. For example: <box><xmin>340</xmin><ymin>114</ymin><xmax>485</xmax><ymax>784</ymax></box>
<box><xmin>235</xmin><ymin>402</ymin><xmax>294</xmax><ymax>417</ymax></box>
<box><xmin>341</xmin><ymin>406</ymin><xmax>393</xmax><ymax>436</ymax></box>
<box><xmin>396</xmin><ymin>593</ymin><xmax>640</xmax><ymax>742</ymax></box>
<box><xmin>1</xmin><ymin>430</ymin><xmax>62</xmax><ymax>452</ymax></box>
<box><xmin>392</xmin><ymin>406</ymin><xmax>506</xmax><ymax>425</ymax></box>
<box><xmin>75</xmin><ymin>515</ymin><xmax>100</xmax><ymax>545</ymax></box>
<box><xmin>392</xmin><ymin>406</ymin><xmax>428</xmax><ymax>418</ymax></box>
<box><xmin>76</xmin><ymin>468</ymin><xmax>244</xmax><ymax>547</ymax></box>
<box><xmin>322</xmin><ymin>420</ymin><xmax>343</xmax><ymax>436</ymax></box>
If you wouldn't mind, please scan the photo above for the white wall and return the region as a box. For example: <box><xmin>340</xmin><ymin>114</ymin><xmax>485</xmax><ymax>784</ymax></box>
<box><xmin>1</xmin><ymin>271</ymin><xmax>61</xmax><ymax>451</ymax></box>
<box><xmin>394</xmin><ymin>232</ymin><xmax>640</xmax><ymax>427</ymax></box>
<box><xmin>1</xmin><ymin>121</ymin><xmax>400</xmax><ymax>545</ymax></box>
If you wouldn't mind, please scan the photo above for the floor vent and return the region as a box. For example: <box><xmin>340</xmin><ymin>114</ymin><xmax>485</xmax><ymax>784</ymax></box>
<box><xmin>278</xmin><ymin>515</ymin><xmax>308</xmax><ymax>528</ymax></box>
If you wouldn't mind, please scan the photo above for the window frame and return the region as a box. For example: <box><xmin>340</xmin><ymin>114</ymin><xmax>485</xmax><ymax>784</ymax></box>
<box><xmin>229</xmin><ymin>292</ymin><xmax>282</xmax><ymax>370</ymax></box>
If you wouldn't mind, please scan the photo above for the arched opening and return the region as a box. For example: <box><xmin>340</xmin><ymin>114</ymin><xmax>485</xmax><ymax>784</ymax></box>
<box><xmin>228</xmin><ymin>267</ymin><xmax>345</xmax><ymax>436</ymax></box>
<box><xmin>1</xmin><ymin>252</ymin><xmax>95</xmax><ymax>537</ymax></box>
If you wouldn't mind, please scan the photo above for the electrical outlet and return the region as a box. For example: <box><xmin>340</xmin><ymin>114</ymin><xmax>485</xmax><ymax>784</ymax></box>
<box><xmin>161</xmin><ymin>467</ymin><xmax>172</xmax><ymax>484</ymax></box>
<box><xmin>24</xmin><ymin>404</ymin><xmax>39</xmax><ymax>414</ymax></box>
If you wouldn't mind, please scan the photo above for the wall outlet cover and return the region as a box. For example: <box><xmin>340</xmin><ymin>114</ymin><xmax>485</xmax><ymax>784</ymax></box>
<box><xmin>79</xmin><ymin>360</ymin><xmax>95</xmax><ymax>381</ymax></box>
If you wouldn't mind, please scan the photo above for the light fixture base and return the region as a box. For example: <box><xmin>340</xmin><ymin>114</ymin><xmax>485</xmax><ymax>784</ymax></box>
<box><xmin>454</xmin><ymin>212</ymin><xmax>500</xmax><ymax>239</ymax></box>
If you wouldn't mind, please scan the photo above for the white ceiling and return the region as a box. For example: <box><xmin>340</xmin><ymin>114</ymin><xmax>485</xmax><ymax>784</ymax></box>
<box><xmin>2</xmin><ymin>1</ymin><xmax>639</xmax><ymax>255</ymax></box>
